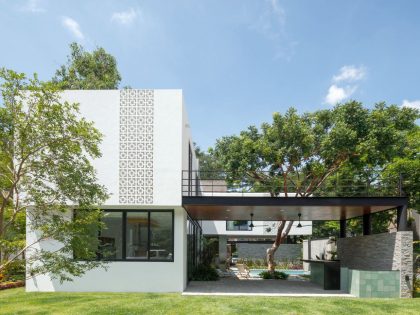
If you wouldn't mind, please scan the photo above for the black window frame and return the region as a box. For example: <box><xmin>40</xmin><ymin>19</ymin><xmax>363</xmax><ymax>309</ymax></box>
<box><xmin>74</xmin><ymin>209</ymin><xmax>175</xmax><ymax>262</ymax></box>
<box><xmin>226</xmin><ymin>220</ymin><xmax>253</xmax><ymax>231</ymax></box>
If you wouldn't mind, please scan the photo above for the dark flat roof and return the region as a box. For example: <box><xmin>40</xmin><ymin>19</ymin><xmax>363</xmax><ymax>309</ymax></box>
<box><xmin>182</xmin><ymin>196</ymin><xmax>408</xmax><ymax>221</ymax></box>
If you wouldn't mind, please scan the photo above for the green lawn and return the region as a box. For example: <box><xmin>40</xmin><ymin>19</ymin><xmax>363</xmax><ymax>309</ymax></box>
<box><xmin>0</xmin><ymin>288</ymin><xmax>419</xmax><ymax>315</ymax></box>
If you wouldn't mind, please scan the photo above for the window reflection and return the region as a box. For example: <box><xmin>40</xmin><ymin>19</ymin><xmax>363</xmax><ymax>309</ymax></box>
<box><xmin>126</xmin><ymin>212</ymin><xmax>149</xmax><ymax>259</ymax></box>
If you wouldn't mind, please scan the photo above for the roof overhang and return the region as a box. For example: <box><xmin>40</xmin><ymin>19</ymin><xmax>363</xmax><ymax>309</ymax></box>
<box><xmin>182</xmin><ymin>196</ymin><xmax>408</xmax><ymax>221</ymax></box>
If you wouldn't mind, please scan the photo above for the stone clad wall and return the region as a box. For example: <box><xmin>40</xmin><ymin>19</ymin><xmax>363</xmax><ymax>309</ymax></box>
<box><xmin>236</xmin><ymin>243</ymin><xmax>302</xmax><ymax>261</ymax></box>
<box><xmin>337</xmin><ymin>232</ymin><xmax>413</xmax><ymax>298</ymax></box>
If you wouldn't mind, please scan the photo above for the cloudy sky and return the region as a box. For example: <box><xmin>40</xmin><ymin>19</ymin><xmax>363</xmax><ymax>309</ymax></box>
<box><xmin>1</xmin><ymin>0</ymin><xmax>419</xmax><ymax>149</ymax></box>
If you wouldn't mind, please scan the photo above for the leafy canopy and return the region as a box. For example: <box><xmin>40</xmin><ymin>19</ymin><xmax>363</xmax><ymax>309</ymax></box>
<box><xmin>0</xmin><ymin>68</ymin><xmax>108</xmax><ymax>282</ymax></box>
<box><xmin>53</xmin><ymin>42</ymin><xmax>121</xmax><ymax>89</ymax></box>
<box><xmin>213</xmin><ymin>101</ymin><xmax>419</xmax><ymax>199</ymax></box>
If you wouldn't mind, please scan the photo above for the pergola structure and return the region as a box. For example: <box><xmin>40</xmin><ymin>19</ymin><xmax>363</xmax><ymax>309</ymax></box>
<box><xmin>182</xmin><ymin>171</ymin><xmax>413</xmax><ymax>298</ymax></box>
<box><xmin>183</xmin><ymin>196</ymin><xmax>409</xmax><ymax>237</ymax></box>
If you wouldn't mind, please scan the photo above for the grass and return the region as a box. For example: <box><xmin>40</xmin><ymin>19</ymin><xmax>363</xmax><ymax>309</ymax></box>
<box><xmin>0</xmin><ymin>288</ymin><xmax>420</xmax><ymax>315</ymax></box>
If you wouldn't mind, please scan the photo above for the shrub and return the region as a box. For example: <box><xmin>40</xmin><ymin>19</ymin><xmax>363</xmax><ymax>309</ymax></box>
<box><xmin>0</xmin><ymin>280</ymin><xmax>25</xmax><ymax>290</ymax></box>
<box><xmin>259</xmin><ymin>270</ymin><xmax>289</xmax><ymax>280</ymax></box>
<box><xmin>191</xmin><ymin>264</ymin><xmax>219</xmax><ymax>281</ymax></box>
<box><xmin>2</xmin><ymin>260</ymin><xmax>25</xmax><ymax>277</ymax></box>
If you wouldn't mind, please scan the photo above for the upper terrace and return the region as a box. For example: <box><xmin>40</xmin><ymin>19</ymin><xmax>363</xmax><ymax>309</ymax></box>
<box><xmin>181</xmin><ymin>170</ymin><xmax>409</xmax><ymax>233</ymax></box>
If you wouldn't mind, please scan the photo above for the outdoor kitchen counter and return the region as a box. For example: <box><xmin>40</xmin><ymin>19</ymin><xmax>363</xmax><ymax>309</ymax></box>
<box><xmin>301</xmin><ymin>260</ymin><xmax>340</xmax><ymax>290</ymax></box>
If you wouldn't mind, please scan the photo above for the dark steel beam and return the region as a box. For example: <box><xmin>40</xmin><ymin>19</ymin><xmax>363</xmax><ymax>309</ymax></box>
<box><xmin>363</xmin><ymin>214</ymin><xmax>371</xmax><ymax>235</ymax></box>
<box><xmin>182</xmin><ymin>196</ymin><xmax>408</xmax><ymax>207</ymax></box>
<box><xmin>340</xmin><ymin>219</ymin><xmax>347</xmax><ymax>238</ymax></box>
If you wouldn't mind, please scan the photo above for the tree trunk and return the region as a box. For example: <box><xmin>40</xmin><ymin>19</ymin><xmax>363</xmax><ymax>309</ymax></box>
<box><xmin>0</xmin><ymin>209</ymin><xmax>3</xmax><ymax>264</ymax></box>
<box><xmin>266</xmin><ymin>220</ymin><xmax>294</xmax><ymax>273</ymax></box>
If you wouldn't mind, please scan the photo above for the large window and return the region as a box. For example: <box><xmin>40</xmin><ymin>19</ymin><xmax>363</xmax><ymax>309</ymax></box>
<box><xmin>226</xmin><ymin>220</ymin><xmax>252</xmax><ymax>231</ymax></box>
<box><xmin>75</xmin><ymin>210</ymin><xmax>174</xmax><ymax>262</ymax></box>
<box><xmin>99</xmin><ymin>212</ymin><xmax>123</xmax><ymax>260</ymax></box>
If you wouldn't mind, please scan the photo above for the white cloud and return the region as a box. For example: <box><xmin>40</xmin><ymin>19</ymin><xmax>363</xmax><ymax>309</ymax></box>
<box><xmin>20</xmin><ymin>0</ymin><xmax>45</xmax><ymax>13</ymax></box>
<box><xmin>111</xmin><ymin>8</ymin><xmax>139</xmax><ymax>25</ymax></box>
<box><xmin>325</xmin><ymin>85</ymin><xmax>357</xmax><ymax>105</ymax></box>
<box><xmin>248</xmin><ymin>0</ymin><xmax>296</xmax><ymax>60</ymax></box>
<box><xmin>269</xmin><ymin>0</ymin><xmax>286</xmax><ymax>26</ymax></box>
<box><xmin>252</xmin><ymin>0</ymin><xmax>285</xmax><ymax>40</ymax></box>
<box><xmin>401</xmin><ymin>99</ymin><xmax>420</xmax><ymax>110</ymax></box>
<box><xmin>333</xmin><ymin>65</ymin><xmax>366</xmax><ymax>83</ymax></box>
<box><xmin>325</xmin><ymin>65</ymin><xmax>366</xmax><ymax>105</ymax></box>
<box><xmin>61</xmin><ymin>17</ymin><xmax>84</xmax><ymax>40</ymax></box>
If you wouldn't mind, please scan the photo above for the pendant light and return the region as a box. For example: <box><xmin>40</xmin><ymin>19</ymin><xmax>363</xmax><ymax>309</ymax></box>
<box><xmin>297</xmin><ymin>213</ymin><xmax>302</xmax><ymax>228</ymax></box>
<box><xmin>249</xmin><ymin>213</ymin><xmax>254</xmax><ymax>228</ymax></box>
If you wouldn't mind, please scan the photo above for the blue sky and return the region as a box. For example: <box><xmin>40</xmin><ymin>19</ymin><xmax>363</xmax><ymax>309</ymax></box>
<box><xmin>1</xmin><ymin>0</ymin><xmax>419</xmax><ymax>149</ymax></box>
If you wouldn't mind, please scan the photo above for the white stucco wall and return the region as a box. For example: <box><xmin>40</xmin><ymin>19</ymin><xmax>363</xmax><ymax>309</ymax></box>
<box><xmin>57</xmin><ymin>89</ymin><xmax>194</xmax><ymax>207</ymax></box>
<box><xmin>59</xmin><ymin>90</ymin><xmax>120</xmax><ymax>205</ymax></box>
<box><xmin>26</xmin><ymin>207</ymin><xmax>187</xmax><ymax>292</ymax></box>
<box><xmin>153</xmin><ymin>90</ymin><xmax>184</xmax><ymax>206</ymax></box>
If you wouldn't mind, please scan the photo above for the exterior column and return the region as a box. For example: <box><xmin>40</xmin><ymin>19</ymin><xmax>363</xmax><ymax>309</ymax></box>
<box><xmin>218</xmin><ymin>235</ymin><xmax>228</xmax><ymax>266</ymax></box>
<box><xmin>363</xmin><ymin>213</ymin><xmax>371</xmax><ymax>235</ymax></box>
<box><xmin>340</xmin><ymin>219</ymin><xmax>347</xmax><ymax>238</ymax></box>
<box><xmin>397</xmin><ymin>205</ymin><xmax>408</xmax><ymax>231</ymax></box>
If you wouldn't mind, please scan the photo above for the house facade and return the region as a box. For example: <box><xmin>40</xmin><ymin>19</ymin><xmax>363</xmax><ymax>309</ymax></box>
<box><xmin>26</xmin><ymin>89</ymin><xmax>413</xmax><ymax>297</ymax></box>
<box><xmin>27</xmin><ymin>89</ymin><xmax>198</xmax><ymax>292</ymax></box>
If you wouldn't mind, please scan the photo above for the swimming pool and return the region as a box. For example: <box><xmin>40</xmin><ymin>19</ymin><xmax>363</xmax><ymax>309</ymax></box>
<box><xmin>248</xmin><ymin>269</ymin><xmax>309</xmax><ymax>278</ymax></box>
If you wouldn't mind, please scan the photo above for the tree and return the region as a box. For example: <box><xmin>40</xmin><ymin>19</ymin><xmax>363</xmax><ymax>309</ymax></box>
<box><xmin>194</xmin><ymin>143</ymin><xmax>224</xmax><ymax>180</ymax></box>
<box><xmin>382</xmin><ymin>127</ymin><xmax>420</xmax><ymax>211</ymax></box>
<box><xmin>0</xmin><ymin>68</ymin><xmax>108</xmax><ymax>282</ymax></box>
<box><xmin>213</xmin><ymin>101</ymin><xmax>419</xmax><ymax>272</ymax></box>
<box><xmin>53</xmin><ymin>42</ymin><xmax>121</xmax><ymax>89</ymax></box>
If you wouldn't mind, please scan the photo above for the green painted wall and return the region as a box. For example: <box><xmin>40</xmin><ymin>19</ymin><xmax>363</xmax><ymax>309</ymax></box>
<box><xmin>341</xmin><ymin>268</ymin><xmax>400</xmax><ymax>298</ymax></box>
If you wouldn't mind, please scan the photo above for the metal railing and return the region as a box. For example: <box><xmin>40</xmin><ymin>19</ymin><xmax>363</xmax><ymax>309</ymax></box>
<box><xmin>182</xmin><ymin>170</ymin><xmax>405</xmax><ymax>198</ymax></box>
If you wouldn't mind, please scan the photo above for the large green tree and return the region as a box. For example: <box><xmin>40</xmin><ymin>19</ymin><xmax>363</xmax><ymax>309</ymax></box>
<box><xmin>0</xmin><ymin>68</ymin><xmax>108</xmax><ymax>282</ymax></box>
<box><xmin>53</xmin><ymin>42</ymin><xmax>121</xmax><ymax>89</ymax></box>
<box><xmin>212</xmin><ymin>101</ymin><xmax>419</xmax><ymax>271</ymax></box>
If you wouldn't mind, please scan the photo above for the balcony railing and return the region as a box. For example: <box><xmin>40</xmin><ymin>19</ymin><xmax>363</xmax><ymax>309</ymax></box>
<box><xmin>182</xmin><ymin>170</ymin><xmax>405</xmax><ymax>198</ymax></box>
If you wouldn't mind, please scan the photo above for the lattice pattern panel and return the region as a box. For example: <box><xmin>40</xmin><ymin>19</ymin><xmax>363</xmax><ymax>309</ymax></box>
<box><xmin>119</xmin><ymin>89</ymin><xmax>154</xmax><ymax>204</ymax></box>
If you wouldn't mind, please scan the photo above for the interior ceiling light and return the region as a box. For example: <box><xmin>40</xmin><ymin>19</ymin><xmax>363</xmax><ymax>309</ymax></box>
<box><xmin>297</xmin><ymin>213</ymin><xmax>302</xmax><ymax>228</ymax></box>
<box><xmin>249</xmin><ymin>213</ymin><xmax>254</xmax><ymax>228</ymax></box>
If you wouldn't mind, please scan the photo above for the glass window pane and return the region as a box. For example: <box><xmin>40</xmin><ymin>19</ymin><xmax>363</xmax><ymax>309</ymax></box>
<box><xmin>73</xmin><ymin>210</ymin><xmax>100</xmax><ymax>260</ymax></box>
<box><xmin>150</xmin><ymin>212</ymin><xmax>173</xmax><ymax>261</ymax></box>
<box><xmin>126</xmin><ymin>212</ymin><xmax>149</xmax><ymax>259</ymax></box>
<box><xmin>99</xmin><ymin>212</ymin><xmax>123</xmax><ymax>260</ymax></box>
<box><xmin>226</xmin><ymin>220</ymin><xmax>251</xmax><ymax>231</ymax></box>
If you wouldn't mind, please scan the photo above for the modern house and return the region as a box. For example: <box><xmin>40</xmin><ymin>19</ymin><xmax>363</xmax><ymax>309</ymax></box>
<box><xmin>202</xmin><ymin>219</ymin><xmax>311</xmax><ymax>263</ymax></box>
<box><xmin>26</xmin><ymin>89</ymin><xmax>413</xmax><ymax>298</ymax></box>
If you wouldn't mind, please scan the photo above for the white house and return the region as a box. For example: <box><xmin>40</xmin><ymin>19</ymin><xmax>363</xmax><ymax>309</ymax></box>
<box><xmin>27</xmin><ymin>89</ymin><xmax>198</xmax><ymax>292</ymax></box>
<box><xmin>26</xmin><ymin>89</ymin><xmax>412</xmax><ymax>298</ymax></box>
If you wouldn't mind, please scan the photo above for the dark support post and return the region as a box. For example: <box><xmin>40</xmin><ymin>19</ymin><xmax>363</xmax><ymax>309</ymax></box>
<box><xmin>363</xmin><ymin>213</ymin><xmax>371</xmax><ymax>235</ymax></box>
<box><xmin>339</xmin><ymin>219</ymin><xmax>347</xmax><ymax>238</ymax></box>
<box><xmin>397</xmin><ymin>205</ymin><xmax>408</xmax><ymax>231</ymax></box>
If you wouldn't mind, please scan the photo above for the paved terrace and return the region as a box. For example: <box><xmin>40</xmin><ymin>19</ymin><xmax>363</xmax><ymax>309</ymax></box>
<box><xmin>183</xmin><ymin>278</ymin><xmax>353</xmax><ymax>297</ymax></box>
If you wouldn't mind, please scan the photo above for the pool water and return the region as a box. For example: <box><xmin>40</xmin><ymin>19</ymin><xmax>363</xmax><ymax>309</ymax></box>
<box><xmin>248</xmin><ymin>269</ymin><xmax>309</xmax><ymax>278</ymax></box>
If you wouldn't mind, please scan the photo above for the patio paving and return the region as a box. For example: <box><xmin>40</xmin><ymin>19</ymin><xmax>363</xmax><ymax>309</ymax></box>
<box><xmin>182</xmin><ymin>278</ymin><xmax>354</xmax><ymax>297</ymax></box>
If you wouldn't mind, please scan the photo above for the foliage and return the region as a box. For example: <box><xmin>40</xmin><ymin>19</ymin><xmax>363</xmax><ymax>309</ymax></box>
<box><xmin>236</xmin><ymin>258</ymin><xmax>303</xmax><ymax>270</ymax></box>
<box><xmin>194</xmin><ymin>144</ymin><xmax>224</xmax><ymax>180</ymax></box>
<box><xmin>190</xmin><ymin>264</ymin><xmax>219</xmax><ymax>281</ymax></box>
<box><xmin>0</xmin><ymin>68</ymin><xmax>108</xmax><ymax>283</ymax></box>
<box><xmin>259</xmin><ymin>270</ymin><xmax>289</xmax><ymax>280</ymax></box>
<box><xmin>381</xmin><ymin>128</ymin><xmax>420</xmax><ymax>211</ymax></box>
<box><xmin>201</xmin><ymin>237</ymin><xmax>218</xmax><ymax>266</ymax></box>
<box><xmin>414</xmin><ymin>241</ymin><xmax>420</xmax><ymax>296</ymax></box>
<box><xmin>0</xmin><ymin>280</ymin><xmax>24</xmax><ymax>290</ymax></box>
<box><xmin>52</xmin><ymin>42</ymin><xmax>121</xmax><ymax>89</ymax></box>
<box><xmin>213</xmin><ymin>102</ymin><xmax>419</xmax><ymax>198</ymax></box>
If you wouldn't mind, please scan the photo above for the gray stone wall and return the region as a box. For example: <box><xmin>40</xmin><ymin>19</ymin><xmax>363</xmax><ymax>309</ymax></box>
<box><xmin>337</xmin><ymin>232</ymin><xmax>413</xmax><ymax>298</ymax></box>
<box><xmin>302</xmin><ymin>239</ymin><xmax>330</xmax><ymax>271</ymax></box>
<box><xmin>236</xmin><ymin>243</ymin><xmax>302</xmax><ymax>261</ymax></box>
